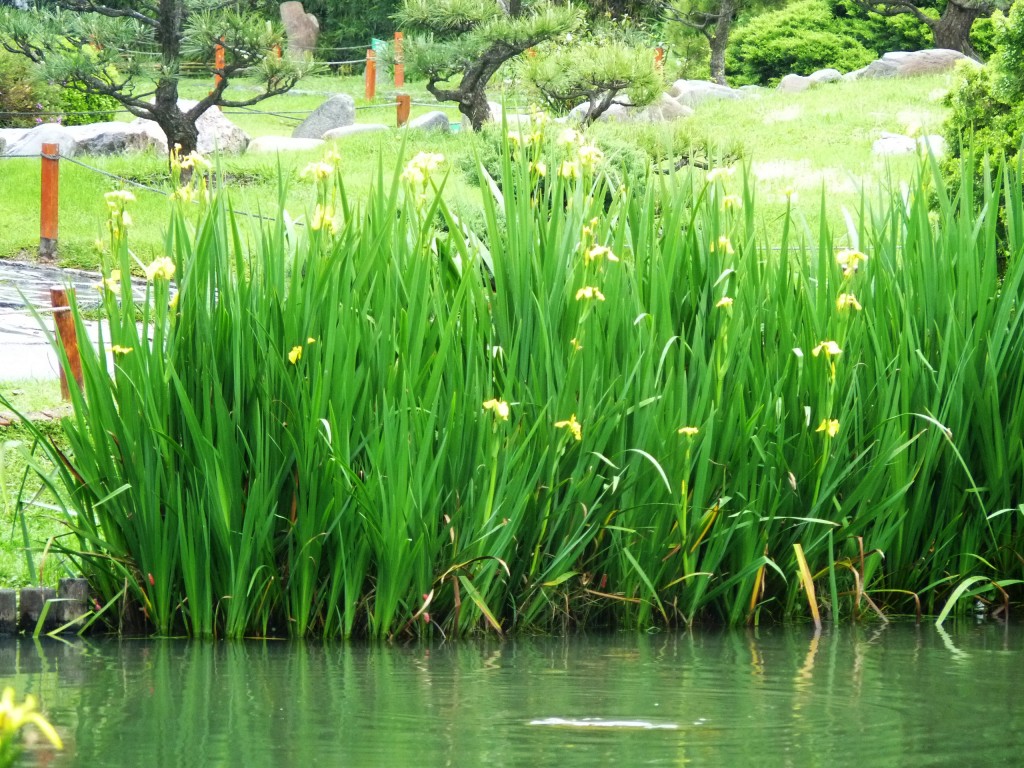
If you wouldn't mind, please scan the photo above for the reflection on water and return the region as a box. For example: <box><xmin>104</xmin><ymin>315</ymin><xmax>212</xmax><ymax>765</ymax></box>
<box><xmin>2</xmin><ymin>623</ymin><xmax>1022</xmax><ymax>767</ymax></box>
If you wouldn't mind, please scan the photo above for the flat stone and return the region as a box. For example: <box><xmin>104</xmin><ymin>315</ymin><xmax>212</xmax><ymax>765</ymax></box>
<box><xmin>873</xmin><ymin>132</ymin><xmax>917</xmax><ymax>155</ymax></box>
<box><xmin>408</xmin><ymin>111</ymin><xmax>450</xmax><ymax>132</ymax></box>
<box><xmin>292</xmin><ymin>94</ymin><xmax>356</xmax><ymax>139</ymax></box>
<box><xmin>247</xmin><ymin>136</ymin><xmax>325</xmax><ymax>152</ymax></box>
<box><xmin>321</xmin><ymin>123</ymin><xmax>389</xmax><ymax>139</ymax></box>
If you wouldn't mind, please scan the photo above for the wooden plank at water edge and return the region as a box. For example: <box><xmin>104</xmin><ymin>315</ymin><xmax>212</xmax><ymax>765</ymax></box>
<box><xmin>50</xmin><ymin>287</ymin><xmax>83</xmax><ymax>400</ymax></box>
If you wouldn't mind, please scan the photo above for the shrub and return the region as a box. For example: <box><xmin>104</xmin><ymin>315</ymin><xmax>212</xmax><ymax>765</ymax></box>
<box><xmin>726</xmin><ymin>0</ymin><xmax>876</xmax><ymax>86</ymax></box>
<box><xmin>0</xmin><ymin>49</ymin><xmax>55</xmax><ymax>128</ymax></box>
<box><xmin>55</xmin><ymin>84</ymin><xmax>120</xmax><ymax>126</ymax></box>
<box><xmin>943</xmin><ymin>5</ymin><xmax>1024</xmax><ymax>184</ymax></box>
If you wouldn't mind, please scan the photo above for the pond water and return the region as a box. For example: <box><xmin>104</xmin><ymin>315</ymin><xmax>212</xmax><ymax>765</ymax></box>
<box><xmin>2</xmin><ymin>623</ymin><xmax>1021</xmax><ymax>767</ymax></box>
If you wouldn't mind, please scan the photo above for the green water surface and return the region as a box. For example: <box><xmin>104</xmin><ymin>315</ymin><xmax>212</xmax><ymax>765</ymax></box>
<box><xmin>2</xmin><ymin>623</ymin><xmax>1021</xmax><ymax>767</ymax></box>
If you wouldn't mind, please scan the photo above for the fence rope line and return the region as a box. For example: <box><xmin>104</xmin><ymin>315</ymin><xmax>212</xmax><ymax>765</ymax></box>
<box><xmin>53</xmin><ymin>155</ymin><xmax>305</xmax><ymax>227</ymax></box>
<box><xmin>355</xmin><ymin>102</ymin><xmax>400</xmax><ymax>110</ymax></box>
<box><xmin>58</xmin><ymin>155</ymin><xmax>170</xmax><ymax>197</ymax></box>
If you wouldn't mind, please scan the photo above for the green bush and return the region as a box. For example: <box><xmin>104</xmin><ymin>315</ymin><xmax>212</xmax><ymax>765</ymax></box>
<box><xmin>727</xmin><ymin>0</ymin><xmax>876</xmax><ymax>86</ymax></box>
<box><xmin>0</xmin><ymin>49</ymin><xmax>55</xmax><ymax>128</ymax></box>
<box><xmin>943</xmin><ymin>5</ymin><xmax>1024</xmax><ymax>181</ymax></box>
<box><xmin>829</xmin><ymin>0</ymin><xmax>933</xmax><ymax>56</ymax></box>
<box><xmin>55</xmin><ymin>84</ymin><xmax>120</xmax><ymax>126</ymax></box>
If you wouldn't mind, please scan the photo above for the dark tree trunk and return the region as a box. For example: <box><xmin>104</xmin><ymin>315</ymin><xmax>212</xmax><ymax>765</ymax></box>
<box><xmin>707</xmin><ymin>0</ymin><xmax>735</xmax><ymax>86</ymax></box>
<box><xmin>930</xmin><ymin>0</ymin><xmax>985</xmax><ymax>57</ymax></box>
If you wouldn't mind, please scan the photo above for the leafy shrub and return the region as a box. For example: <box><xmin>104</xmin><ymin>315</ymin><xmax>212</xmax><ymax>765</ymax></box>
<box><xmin>55</xmin><ymin>85</ymin><xmax>120</xmax><ymax>126</ymax></box>
<box><xmin>829</xmin><ymin>0</ymin><xmax>933</xmax><ymax>56</ymax></box>
<box><xmin>944</xmin><ymin>5</ymin><xmax>1024</xmax><ymax>177</ymax></box>
<box><xmin>726</xmin><ymin>0</ymin><xmax>876</xmax><ymax>86</ymax></box>
<box><xmin>0</xmin><ymin>49</ymin><xmax>55</xmax><ymax>128</ymax></box>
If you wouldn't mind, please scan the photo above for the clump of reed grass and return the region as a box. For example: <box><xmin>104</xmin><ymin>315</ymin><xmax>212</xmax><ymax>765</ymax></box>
<box><xmin>4</xmin><ymin>132</ymin><xmax>1023</xmax><ymax>638</ymax></box>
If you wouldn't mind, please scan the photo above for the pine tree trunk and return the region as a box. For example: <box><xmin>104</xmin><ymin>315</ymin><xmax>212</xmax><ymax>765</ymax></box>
<box><xmin>931</xmin><ymin>0</ymin><xmax>985</xmax><ymax>57</ymax></box>
<box><xmin>708</xmin><ymin>0</ymin><xmax>736</xmax><ymax>86</ymax></box>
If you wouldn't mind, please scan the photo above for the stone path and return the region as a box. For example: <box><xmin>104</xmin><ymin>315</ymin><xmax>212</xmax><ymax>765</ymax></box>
<box><xmin>0</xmin><ymin>261</ymin><xmax>140</xmax><ymax>382</ymax></box>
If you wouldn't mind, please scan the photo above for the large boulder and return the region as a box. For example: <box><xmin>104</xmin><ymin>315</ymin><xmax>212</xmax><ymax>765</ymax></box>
<box><xmin>280</xmin><ymin>1</ymin><xmax>319</xmax><ymax>57</ymax></box>
<box><xmin>809</xmin><ymin>68</ymin><xmax>843</xmax><ymax>86</ymax></box>
<box><xmin>408</xmin><ymin>111</ymin><xmax>450</xmax><ymax>132</ymax></box>
<box><xmin>847</xmin><ymin>49</ymin><xmax>975</xmax><ymax>80</ymax></box>
<box><xmin>131</xmin><ymin>100</ymin><xmax>249</xmax><ymax>154</ymax></box>
<box><xmin>292</xmin><ymin>94</ymin><xmax>356</xmax><ymax>139</ymax></box>
<box><xmin>635</xmin><ymin>93</ymin><xmax>695</xmax><ymax>122</ymax></box>
<box><xmin>3</xmin><ymin>124</ymin><xmax>78</xmax><ymax>158</ymax></box>
<box><xmin>569</xmin><ymin>92</ymin><xmax>694</xmax><ymax>124</ymax></box>
<box><xmin>777</xmin><ymin>74</ymin><xmax>811</xmax><ymax>93</ymax></box>
<box><xmin>65</xmin><ymin>122</ymin><xmax>165</xmax><ymax>155</ymax></box>
<box><xmin>668</xmin><ymin>80</ymin><xmax>745</xmax><ymax>107</ymax></box>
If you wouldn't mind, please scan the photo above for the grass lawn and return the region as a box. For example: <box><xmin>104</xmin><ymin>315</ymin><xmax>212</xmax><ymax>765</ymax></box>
<box><xmin>0</xmin><ymin>71</ymin><xmax>955</xmax><ymax>267</ymax></box>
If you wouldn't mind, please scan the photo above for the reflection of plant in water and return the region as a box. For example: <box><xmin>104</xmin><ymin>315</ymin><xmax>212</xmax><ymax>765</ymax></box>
<box><xmin>0</xmin><ymin>686</ymin><xmax>63</xmax><ymax>766</ymax></box>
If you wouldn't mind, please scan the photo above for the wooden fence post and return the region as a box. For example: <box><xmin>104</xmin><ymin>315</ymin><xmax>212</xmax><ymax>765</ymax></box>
<box><xmin>394</xmin><ymin>32</ymin><xmax>405</xmax><ymax>87</ymax></box>
<box><xmin>39</xmin><ymin>142</ymin><xmax>59</xmax><ymax>262</ymax></box>
<box><xmin>397</xmin><ymin>93</ymin><xmax>411</xmax><ymax>127</ymax></box>
<box><xmin>365</xmin><ymin>49</ymin><xmax>377</xmax><ymax>100</ymax></box>
<box><xmin>50</xmin><ymin>287</ymin><xmax>82</xmax><ymax>401</ymax></box>
<box><xmin>215</xmin><ymin>37</ymin><xmax>225</xmax><ymax>86</ymax></box>
<box><xmin>654</xmin><ymin>46</ymin><xmax>665</xmax><ymax>72</ymax></box>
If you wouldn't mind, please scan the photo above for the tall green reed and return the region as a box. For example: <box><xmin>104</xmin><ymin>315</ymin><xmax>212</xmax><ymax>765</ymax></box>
<box><xmin>4</xmin><ymin>134</ymin><xmax>1022</xmax><ymax>637</ymax></box>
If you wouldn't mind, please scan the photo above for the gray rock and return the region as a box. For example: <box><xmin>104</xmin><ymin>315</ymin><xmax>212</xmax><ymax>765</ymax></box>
<box><xmin>408</xmin><ymin>111</ymin><xmax>450</xmax><ymax>132</ymax></box>
<box><xmin>247</xmin><ymin>136</ymin><xmax>325</xmax><ymax>152</ymax></box>
<box><xmin>131</xmin><ymin>100</ymin><xmax>249</xmax><ymax>154</ymax></box>
<box><xmin>65</xmin><ymin>122</ymin><xmax>164</xmax><ymax>155</ymax></box>
<box><xmin>280</xmin><ymin>1</ymin><xmax>319</xmax><ymax>57</ymax></box>
<box><xmin>638</xmin><ymin>93</ymin><xmax>695</xmax><ymax>122</ymax></box>
<box><xmin>0</xmin><ymin>136</ymin><xmax>4</xmax><ymax>155</ymax></box>
<box><xmin>777</xmin><ymin>74</ymin><xmax>811</xmax><ymax>93</ymax></box>
<box><xmin>292</xmin><ymin>94</ymin><xmax>356</xmax><ymax>139</ymax></box>
<box><xmin>321</xmin><ymin>123</ymin><xmax>389</xmax><ymax>139</ymax></box>
<box><xmin>669</xmin><ymin>80</ymin><xmax>744</xmax><ymax>107</ymax></box>
<box><xmin>850</xmin><ymin>49</ymin><xmax>975</xmax><ymax>80</ymax></box>
<box><xmin>809</xmin><ymin>68</ymin><xmax>843</xmax><ymax>86</ymax></box>
<box><xmin>488</xmin><ymin>101</ymin><xmax>503</xmax><ymax>125</ymax></box>
<box><xmin>4</xmin><ymin>124</ymin><xmax>78</xmax><ymax>158</ymax></box>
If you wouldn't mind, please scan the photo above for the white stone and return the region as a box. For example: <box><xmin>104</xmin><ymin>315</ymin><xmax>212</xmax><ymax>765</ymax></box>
<box><xmin>321</xmin><ymin>123</ymin><xmax>389</xmax><ymax>139</ymax></box>
<box><xmin>873</xmin><ymin>132</ymin><xmax>917</xmax><ymax>155</ymax></box>
<box><xmin>777</xmin><ymin>74</ymin><xmax>810</xmax><ymax>93</ymax></box>
<box><xmin>669</xmin><ymin>80</ymin><xmax>744</xmax><ymax>107</ymax></box>
<box><xmin>247</xmin><ymin>136</ymin><xmax>325</xmax><ymax>152</ymax></box>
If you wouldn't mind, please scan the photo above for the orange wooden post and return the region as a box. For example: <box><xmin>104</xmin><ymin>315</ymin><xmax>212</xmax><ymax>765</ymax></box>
<box><xmin>365</xmin><ymin>49</ymin><xmax>377</xmax><ymax>100</ymax></box>
<box><xmin>397</xmin><ymin>93</ymin><xmax>411</xmax><ymax>127</ymax></box>
<box><xmin>215</xmin><ymin>37</ymin><xmax>225</xmax><ymax>86</ymax></box>
<box><xmin>39</xmin><ymin>142</ymin><xmax>59</xmax><ymax>262</ymax></box>
<box><xmin>50</xmin><ymin>287</ymin><xmax>82</xmax><ymax>401</ymax></box>
<box><xmin>394</xmin><ymin>32</ymin><xmax>405</xmax><ymax>87</ymax></box>
<box><xmin>654</xmin><ymin>46</ymin><xmax>665</xmax><ymax>72</ymax></box>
